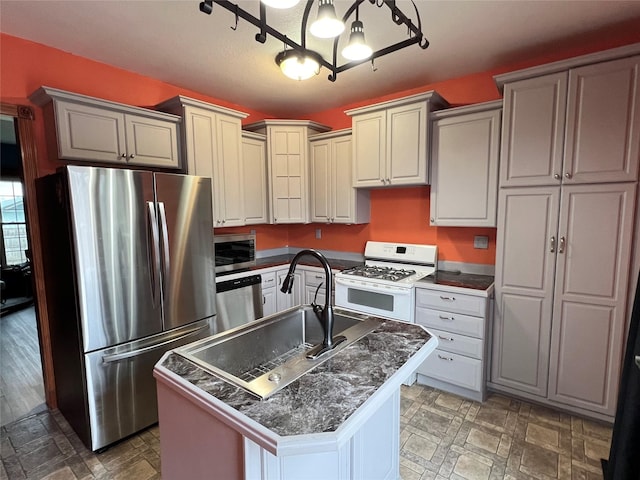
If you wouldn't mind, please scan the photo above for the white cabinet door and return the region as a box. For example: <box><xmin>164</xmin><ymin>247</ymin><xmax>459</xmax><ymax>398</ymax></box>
<box><xmin>491</xmin><ymin>187</ymin><xmax>560</xmax><ymax>397</ymax></box>
<box><xmin>547</xmin><ymin>183</ymin><xmax>636</xmax><ymax>415</ymax></box>
<box><xmin>309</xmin><ymin>138</ymin><xmax>331</xmax><ymax>223</ymax></box>
<box><xmin>500</xmin><ymin>72</ymin><xmax>568</xmax><ymax>187</ymax></box>
<box><xmin>310</xmin><ymin>131</ymin><xmax>369</xmax><ymax>224</ymax></box>
<box><xmin>214</xmin><ymin>115</ymin><xmax>244</xmax><ymax>226</ymax></box>
<box><xmin>124</xmin><ymin>114</ymin><xmax>180</xmax><ymax>168</ymax></box>
<box><xmin>563</xmin><ymin>56</ymin><xmax>640</xmax><ymax>184</ymax></box>
<box><xmin>430</xmin><ymin>105</ymin><xmax>501</xmax><ymax>227</ymax></box>
<box><xmin>352</xmin><ymin>111</ymin><xmax>386</xmax><ymax>187</ymax></box>
<box><xmin>242</xmin><ymin>133</ymin><xmax>269</xmax><ymax>225</ymax></box>
<box><xmin>276</xmin><ymin>269</ymin><xmax>302</xmax><ymax>312</ymax></box>
<box><xmin>54</xmin><ymin>100</ymin><xmax>127</xmax><ymax>163</ymax></box>
<box><xmin>269</xmin><ymin>127</ymin><xmax>308</xmax><ymax>223</ymax></box>
<box><xmin>262</xmin><ymin>287</ymin><xmax>277</xmax><ymax>317</ymax></box>
<box><xmin>386</xmin><ymin>101</ymin><xmax>428</xmax><ymax>186</ymax></box>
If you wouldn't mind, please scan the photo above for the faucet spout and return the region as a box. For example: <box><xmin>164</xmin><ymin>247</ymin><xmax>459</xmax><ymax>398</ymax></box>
<box><xmin>281</xmin><ymin>249</ymin><xmax>346</xmax><ymax>358</ymax></box>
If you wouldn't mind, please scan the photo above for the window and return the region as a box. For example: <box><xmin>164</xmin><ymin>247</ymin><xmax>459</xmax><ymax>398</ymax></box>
<box><xmin>0</xmin><ymin>180</ymin><xmax>28</xmax><ymax>266</ymax></box>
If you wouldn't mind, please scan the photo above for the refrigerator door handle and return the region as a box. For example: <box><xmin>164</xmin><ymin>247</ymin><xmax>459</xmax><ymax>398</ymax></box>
<box><xmin>147</xmin><ymin>201</ymin><xmax>161</xmax><ymax>307</ymax></box>
<box><xmin>101</xmin><ymin>322</ymin><xmax>209</xmax><ymax>364</ymax></box>
<box><xmin>158</xmin><ymin>201</ymin><xmax>171</xmax><ymax>292</ymax></box>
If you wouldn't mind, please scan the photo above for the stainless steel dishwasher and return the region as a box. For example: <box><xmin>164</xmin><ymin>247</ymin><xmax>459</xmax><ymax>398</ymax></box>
<box><xmin>215</xmin><ymin>274</ymin><xmax>264</xmax><ymax>334</ymax></box>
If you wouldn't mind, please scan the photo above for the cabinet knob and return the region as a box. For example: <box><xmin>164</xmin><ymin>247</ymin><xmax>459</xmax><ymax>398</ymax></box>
<box><xmin>129</xmin><ymin>154</ymin><xmax>135</xmax><ymax>159</ymax></box>
<box><xmin>554</xmin><ymin>173</ymin><xmax>561</xmax><ymax>180</ymax></box>
<box><xmin>430</xmin><ymin>218</ymin><xmax>435</xmax><ymax>223</ymax></box>
<box><xmin>121</xmin><ymin>153</ymin><xmax>127</xmax><ymax>158</ymax></box>
<box><xmin>564</xmin><ymin>172</ymin><xmax>572</xmax><ymax>179</ymax></box>
<box><xmin>380</xmin><ymin>179</ymin><xmax>385</xmax><ymax>184</ymax></box>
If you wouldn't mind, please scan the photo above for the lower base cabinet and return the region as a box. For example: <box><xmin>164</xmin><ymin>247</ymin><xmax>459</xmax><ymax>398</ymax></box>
<box><xmin>157</xmin><ymin>381</ymin><xmax>401</xmax><ymax>480</ymax></box>
<box><xmin>414</xmin><ymin>285</ymin><xmax>492</xmax><ymax>402</ymax></box>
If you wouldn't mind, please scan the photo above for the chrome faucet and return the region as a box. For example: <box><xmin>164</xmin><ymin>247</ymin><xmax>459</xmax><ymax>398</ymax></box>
<box><xmin>280</xmin><ymin>249</ymin><xmax>346</xmax><ymax>359</ymax></box>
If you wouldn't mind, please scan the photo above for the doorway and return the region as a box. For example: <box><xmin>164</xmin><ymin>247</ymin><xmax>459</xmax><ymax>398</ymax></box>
<box><xmin>0</xmin><ymin>103</ymin><xmax>55</xmax><ymax>422</ymax></box>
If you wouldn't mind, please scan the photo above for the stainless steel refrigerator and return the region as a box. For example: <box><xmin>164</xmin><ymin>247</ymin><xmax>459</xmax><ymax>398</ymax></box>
<box><xmin>38</xmin><ymin>165</ymin><xmax>216</xmax><ymax>451</ymax></box>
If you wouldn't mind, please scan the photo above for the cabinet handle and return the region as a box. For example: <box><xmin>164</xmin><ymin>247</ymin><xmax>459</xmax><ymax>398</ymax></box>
<box><xmin>564</xmin><ymin>172</ymin><xmax>572</xmax><ymax>179</ymax></box>
<box><xmin>550</xmin><ymin>236</ymin><xmax>556</xmax><ymax>253</ymax></box>
<box><xmin>438</xmin><ymin>335</ymin><xmax>454</xmax><ymax>342</ymax></box>
<box><xmin>554</xmin><ymin>173</ymin><xmax>561</xmax><ymax>180</ymax></box>
<box><xmin>437</xmin><ymin>354</ymin><xmax>454</xmax><ymax>361</ymax></box>
<box><xmin>559</xmin><ymin>236</ymin><xmax>566</xmax><ymax>254</ymax></box>
<box><xmin>263</xmin><ymin>296</ymin><xmax>266</xmax><ymax>305</ymax></box>
<box><xmin>439</xmin><ymin>296</ymin><xmax>455</xmax><ymax>301</ymax></box>
<box><xmin>380</xmin><ymin>179</ymin><xmax>385</xmax><ymax>184</ymax></box>
<box><xmin>439</xmin><ymin>315</ymin><xmax>455</xmax><ymax>321</ymax></box>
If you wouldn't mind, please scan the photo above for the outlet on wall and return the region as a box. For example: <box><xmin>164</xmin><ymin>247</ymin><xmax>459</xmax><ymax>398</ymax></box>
<box><xmin>315</xmin><ymin>228</ymin><xmax>322</xmax><ymax>239</ymax></box>
<box><xmin>474</xmin><ymin>235</ymin><xmax>489</xmax><ymax>249</ymax></box>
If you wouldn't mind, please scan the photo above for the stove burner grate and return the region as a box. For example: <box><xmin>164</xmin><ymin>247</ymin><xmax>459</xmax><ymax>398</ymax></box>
<box><xmin>342</xmin><ymin>265</ymin><xmax>417</xmax><ymax>282</ymax></box>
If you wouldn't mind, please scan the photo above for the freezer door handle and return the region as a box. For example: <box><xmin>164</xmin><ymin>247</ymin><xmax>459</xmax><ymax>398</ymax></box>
<box><xmin>147</xmin><ymin>201</ymin><xmax>161</xmax><ymax>307</ymax></box>
<box><xmin>158</xmin><ymin>201</ymin><xmax>171</xmax><ymax>292</ymax></box>
<box><xmin>101</xmin><ymin>323</ymin><xmax>209</xmax><ymax>364</ymax></box>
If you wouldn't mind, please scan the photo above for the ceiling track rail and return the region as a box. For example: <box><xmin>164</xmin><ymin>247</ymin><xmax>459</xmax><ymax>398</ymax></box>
<box><xmin>199</xmin><ymin>0</ymin><xmax>429</xmax><ymax>82</ymax></box>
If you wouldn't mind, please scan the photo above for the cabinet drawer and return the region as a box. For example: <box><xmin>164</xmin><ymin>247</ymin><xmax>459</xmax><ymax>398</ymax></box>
<box><xmin>427</xmin><ymin>328</ymin><xmax>484</xmax><ymax>360</ymax></box>
<box><xmin>261</xmin><ymin>271</ymin><xmax>276</xmax><ymax>289</ymax></box>
<box><xmin>416</xmin><ymin>288</ymin><xmax>486</xmax><ymax>317</ymax></box>
<box><xmin>417</xmin><ymin>349</ymin><xmax>482</xmax><ymax>392</ymax></box>
<box><xmin>415</xmin><ymin>307</ymin><xmax>484</xmax><ymax>338</ymax></box>
<box><xmin>304</xmin><ymin>269</ymin><xmax>327</xmax><ymax>287</ymax></box>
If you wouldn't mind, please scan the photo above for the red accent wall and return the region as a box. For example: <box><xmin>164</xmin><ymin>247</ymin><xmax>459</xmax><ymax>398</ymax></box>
<box><xmin>3</xmin><ymin>25</ymin><xmax>640</xmax><ymax>265</ymax></box>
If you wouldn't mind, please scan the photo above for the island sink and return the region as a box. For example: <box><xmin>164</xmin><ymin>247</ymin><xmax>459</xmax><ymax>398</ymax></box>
<box><xmin>174</xmin><ymin>306</ymin><xmax>382</xmax><ymax>399</ymax></box>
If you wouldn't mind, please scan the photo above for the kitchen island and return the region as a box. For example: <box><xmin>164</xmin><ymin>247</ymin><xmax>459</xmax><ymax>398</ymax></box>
<box><xmin>154</xmin><ymin>315</ymin><xmax>437</xmax><ymax>480</ymax></box>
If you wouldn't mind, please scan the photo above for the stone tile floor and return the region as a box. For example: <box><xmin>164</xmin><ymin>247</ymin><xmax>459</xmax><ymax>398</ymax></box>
<box><xmin>1</xmin><ymin>384</ymin><xmax>611</xmax><ymax>479</ymax></box>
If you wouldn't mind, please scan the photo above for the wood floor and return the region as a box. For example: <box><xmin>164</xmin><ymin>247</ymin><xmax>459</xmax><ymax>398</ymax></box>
<box><xmin>0</xmin><ymin>306</ymin><xmax>46</xmax><ymax>427</ymax></box>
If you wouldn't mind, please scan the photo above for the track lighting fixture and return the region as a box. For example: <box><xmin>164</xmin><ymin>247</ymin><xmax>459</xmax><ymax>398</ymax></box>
<box><xmin>199</xmin><ymin>0</ymin><xmax>430</xmax><ymax>82</ymax></box>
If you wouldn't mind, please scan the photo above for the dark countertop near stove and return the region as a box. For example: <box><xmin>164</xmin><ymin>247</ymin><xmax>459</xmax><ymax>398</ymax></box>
<box><xmin>418</xmin><ymin>270</ymin><xmax>495</xmax><ymax>291</ymax></box>
<box><xmin>254</xmin><ymin>254</ymin><xmax>363</xmax><ymax>272</ymax></box>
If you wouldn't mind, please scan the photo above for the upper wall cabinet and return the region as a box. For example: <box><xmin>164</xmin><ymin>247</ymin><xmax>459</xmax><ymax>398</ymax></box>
<box><xmin>345</xmin><ymin>92</ymin><xmax>448</xmax><ymax>188</ymax></box>
<box><xmin>309</xmin><ymin>129</ymin><xmax>370</xmax><ymax>224</ymax></box>
<box><xmin>30</xmin><ymin>87</ymin><xmax>181</xmax><ymax>169</ymax></box>
<box><xmin>244</xmin><ymin>120</ymin><xmax>330</xmax><ymax>224</ymax></box>
<box><xmin>430</xmin><ymin>101</ymin><xmax>502</xmax><ymax>227</ymax></box>
<box><xmin>497</xmin><ymin>54</ymin><xmax>640</xmax><ymax>187</ymax></box>
<box><xmin>157</xmin><ymin>96</ymin><xmax>248</xmax><ymax>227</ymax></box>
<box><xmin>242</xmin><ymin>132</ymin><xmax>269</xmax><ymax>225</ymax></box>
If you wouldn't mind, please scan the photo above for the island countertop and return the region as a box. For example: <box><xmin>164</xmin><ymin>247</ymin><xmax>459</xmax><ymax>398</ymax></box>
<box><xmin>154</xmin><ymin>317</ymin><xmax>436</xmax><ymax>440</ymax></box>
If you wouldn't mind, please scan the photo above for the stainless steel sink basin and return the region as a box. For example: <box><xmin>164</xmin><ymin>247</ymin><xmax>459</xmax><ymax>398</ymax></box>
<box><xmin>175</xmin><ymin>306</ymin><xmax>382</xmax><ymax>399</ymax></box>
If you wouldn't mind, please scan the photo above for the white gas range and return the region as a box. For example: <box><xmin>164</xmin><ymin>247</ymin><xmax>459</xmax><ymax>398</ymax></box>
<box><xmin>335</xmin><ymin>241</ymin><xmax>437</xmax><ymax>323</ymax></box>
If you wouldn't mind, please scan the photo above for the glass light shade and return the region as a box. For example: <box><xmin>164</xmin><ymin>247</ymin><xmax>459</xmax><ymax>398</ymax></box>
<box><xmin>276</xmin><ymin>50</ymin><xmax>320</xmax><ymax>80</ymax></box>
<box><xmin>261</xmin><ymin>0</ymin><xmax>300</xmax><ymax>8</ymax></box>
<box><xmin>342</xmin><ymin>20</ymin><xmax>373</xmax><ymax>61</ymax></box>
<box><xmin>309</xmin><ymin>0</ymin><xmax>344</xmax><ymax>38</ymax></box>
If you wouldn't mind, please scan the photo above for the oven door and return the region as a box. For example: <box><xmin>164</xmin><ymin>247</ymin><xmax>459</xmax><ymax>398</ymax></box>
<box><xmin>334</xmin><ymin>277</ymin><xmax>415</xmax><ymax>323</ymax></box>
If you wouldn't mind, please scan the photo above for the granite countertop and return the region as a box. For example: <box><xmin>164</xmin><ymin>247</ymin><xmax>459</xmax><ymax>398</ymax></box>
<box><xmin>418</xmin><ymin>270</ymin><xmax>494</xmax><ymax>291</ymax></box>
<box><xmin>157</xmin><ymin>319</ymin><xmax>434</xmax><ymax>437</ymax></box>
<box><xmin>254</xmin><ymin>254</ymin><xmax>363</xmax><ymax>271</ymax></box>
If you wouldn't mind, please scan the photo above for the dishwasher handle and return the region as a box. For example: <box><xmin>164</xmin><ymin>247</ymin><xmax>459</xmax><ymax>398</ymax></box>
<box><xmin>216</xmin><ymin>274</ymin><xmax>262</xmax><ymax>293</ymax></box>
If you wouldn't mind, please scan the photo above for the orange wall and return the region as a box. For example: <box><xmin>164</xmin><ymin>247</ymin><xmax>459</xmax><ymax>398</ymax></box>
<box><xmin>4</xmin><ymin>26</ymin><xmax>640</xmax><ymax>266</ymax></box>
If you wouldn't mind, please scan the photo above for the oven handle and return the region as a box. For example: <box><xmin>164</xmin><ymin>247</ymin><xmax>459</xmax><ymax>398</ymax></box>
<box><xmin>335</xmin><ymin>277</ymin><xmax>413</xmax><ymax>296</ymax></box>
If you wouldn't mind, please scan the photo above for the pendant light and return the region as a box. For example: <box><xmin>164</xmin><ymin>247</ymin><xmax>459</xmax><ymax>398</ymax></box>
<box><xmin>341</xmin><ymin>7</ymin><xmax>372</xmax><ymax>61</ymax></box>
<box><xmin>261</xmin><ymin>0</ymin><xmax>300</xmax><ymax>8</ymax></box>
<box><xmin>309</xmin><ymin>0</ymin><xmax>344</xmax><ymax>39</ymax></box>
<box><xmin>276</xmin><ymin>50</ymin><xmax>321</xmax><ymax>80</ymax></box>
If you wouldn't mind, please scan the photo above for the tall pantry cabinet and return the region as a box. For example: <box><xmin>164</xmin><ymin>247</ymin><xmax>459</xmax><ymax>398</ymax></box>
<box><xmin>490</xmin><ymin>50</ymin><xmax>640</xmax><ymax>420</ymax></box>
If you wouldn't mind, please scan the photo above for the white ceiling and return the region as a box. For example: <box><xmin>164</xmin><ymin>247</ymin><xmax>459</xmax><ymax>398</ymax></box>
<box><xmin>1</xmin><ymin>1</ymin><xmax>640</xmax><ymax>117</ymax></box>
